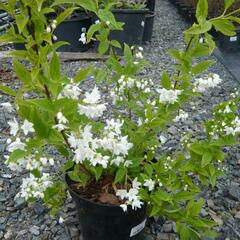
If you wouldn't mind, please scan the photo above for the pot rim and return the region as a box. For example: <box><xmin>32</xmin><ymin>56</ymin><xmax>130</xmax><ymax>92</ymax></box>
<box><xmin>111</xmin><ymin>8</ymin><xmax>149</xmax><ymax>14</ymax></box>
<box><xmin>62</xmin><ymin>15</ymin><xmax>91</xmax><ymax>22</ymax></box>
<box><xmin>65</xmin><ymin>174</ymin><xmax>131</xmax><ymax>209</ymax></box>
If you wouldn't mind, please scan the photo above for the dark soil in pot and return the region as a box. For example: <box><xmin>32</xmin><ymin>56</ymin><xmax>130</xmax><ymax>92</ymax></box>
<box><xmin>66</xmin><ymin>175</ymin><xmax>147</xmax><ymax>240</ymax></box>
<box><xmin>54</xmin><ymin>14</ymin><xmax>92</xmax><ymax>52</ymax></box>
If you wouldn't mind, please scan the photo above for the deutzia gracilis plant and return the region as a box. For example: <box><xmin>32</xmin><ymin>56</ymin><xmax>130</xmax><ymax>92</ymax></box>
<box><xmin>1</xmin><ymin>0</ymin><xmax>240</xmax><ymax>239</ymax></box>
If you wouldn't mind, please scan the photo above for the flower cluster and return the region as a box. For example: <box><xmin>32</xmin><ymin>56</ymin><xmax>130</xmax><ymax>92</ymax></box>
<box><xmin>58</xmin><ymin>80</ymin><xmax>81</xmax><ymax>100</ymax></box>
<box><xmin>16</xmin><ymin>173</ymin><xmax>53</xmax><ymax>200</ymax></box>
<box><xmin>5</xmin><ymin>154</ymin><xmax>54</xmax><ymax>172</ymax></box>
<box><xmin>111</xmin><ymin>75</ymin><xmax>153</xmax><ymax>104</ymax></box>
<box><xmin>174</xmin><ymin>109</ymin><xmax>189</xmax><ymax>122</ymax></box>
<box><xmin>68</xmin><ymin>119</ymin><xmax>133</xmax><ymax>169</ymax></box>
<box><xmin>78</xmin><ymin>86</ymin><xmax>107</xmax><ymax>119</ymax></box>
<box><xmin>193</xmin><ymin>73</ymin><xmax>222</xmax><ymax>93</ymax></box>
<box><xmin>46</xmin><ymin>19</ymin><xmax>57</xmax><ymax>40</ymax></box>
<box><xmin>0</xmin><ymin>102</ymin><xmax>14</xmax><ymax>113</ymax></box>
<box><xmin>116</xmin><ymin>178</ymin><xmax>143</xmax><ymax>211</ymax></box>
<box><xmin>53</xmin><ymin>112</ymin><xmax>69</xmax><ymax>131</ymax></box>
<box><xmin>157</xmin><ymin>88</ymin><xmax>182</xmax><ymax>104</ymax></box>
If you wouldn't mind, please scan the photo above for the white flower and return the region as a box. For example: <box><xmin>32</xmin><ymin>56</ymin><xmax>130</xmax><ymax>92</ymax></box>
<box><xmin>157</xmin><ymin>88</ymin><xmax>182</xmax><ymax>104</ymax></box>
<box><xmin>120</xmin><ymin>204</ymin><xmax>128</xmax><ymax>212</ymax></box>
<box><xmin>59</xmin><ymin>217</ymin><xmax>64</xmax><ymax>224</ymax></box>
<box><xmin>53</xmin><ymin>35</ymin><xmax>58</xmax><ymax>41</ymax></box>
<box><xmin>174</xmin><ymin>110</ymin><xmax>188</xmax><ymax>122</ymax></box>
<box><xmin>79</xmin><ymin>33</ymin><xmax>87</xmax><ymax>44</ymax></box>
<box><xmin>132</xmin><ymin>178</ymin><xmax>141</xmax><ymax>190</ymax></box>
<box><xmin>116</xmin><ymin>189</ymin><xmax>128</xmax><ymax>200</ymax></box>
<box><xmin>78</xmin><ymin>86</ymin><xmax>107</xmax><ymax>119</ymax></box>
<box><xmin>223</xmin><ymin>105</ymin><xmax>232</xmax><ymax>114</ymax></box>
<box><xmin>111</xmin><ymin>156</ymin><xmax>124</xmax><ymax>166</ymax></box>
<box><xmin>46</xmin><ymin>26</ymin><xmax>51</xmax><ymax>33</ymax></box>
<box><xmin>8</xmin><ymin>118</ymin><xmax>19</xmax><ymax>136</ymax></box>
<box><xmin>193</xmin><ymin>74</ymin><xmax>222</xmax><ymax>93</ymax></box>
<box><xmin>59</xmin><ymin>81</ymin><xmax>81</xmax><ymax>100</ymax></box>
<box><xmin>84</xmin><ymin>86</ymin><xmax>101</xmax><ymax>104</ymax></box>
<box><xmin>131</xmin><ymin>199</ymin><xmax>143</xmax><ymax>210</ymax></box>
<box><xmin>7</xmin><ymin>138</ymin><xmax>26</xmax><ymax>152</ymax></box>
<box><xmin>95</xmin><ymin>20</ymin><xmax>100</xmax><ymax>24</ymax></box>
<box><xmin>136</xmin><ymin>51</ymin><xmax>143</xmax><ymax>59</ymax></box>
<box><xmin>106</xmin><ymin>21</ymin><xmax>110</xmax><ymax>25</ymax></box>
<box><xmin>143</xmin><ymin>179</ymin><xmax>155</xmax><ymax>191</ymax></box>
<box><xmin>16</xmin><ymin>173</ymin><xmax>53</xmax><ymax>200</ymax></box>
<box><xmin>1</xmin><ymin>102</ymin><xmax>14</xmax><ymax>112</ymax></box>
<box><xmin>78</xmin><ymin>104</ymin><xmax>106</xmax><ymax>119</ymax></box>
<box><xmin>199</xmin><ymin>37</ymin><xmax>204</xmax><ymax>43</ymax></box>
<box><xmin>53</xmin><ymin>123</ymin><xmax>67</xmax><ymax>131</ymax></box>
<box><xmin>159</xmin><ymin>135</ymin><xmax>167</xmax><ymax>144</ymax></box>
<box><xmin>123</xmin><ymin>160</ymin><xmax>132</xmax><ymax>167</ymax></box>
<box><xmin>21</xmin><ymin>120</ymin><xmax>35</xmax><ymax>135</ymax></box>
<box><xmin>57</xmin><ymin>112</ymin><xmax>68</xmax><ymax>124</ymax></box>
<box><xmin>224</xmin><ymin>126</ymin><xmax>235</xmax><ymax>135</ymax></box>
<box><xmin>51</xmin><ymin>23</ymin><xmax>56</xmax><ymax>30</ymax></box>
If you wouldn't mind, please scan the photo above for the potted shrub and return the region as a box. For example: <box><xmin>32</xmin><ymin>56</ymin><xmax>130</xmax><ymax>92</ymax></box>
<box><xmin>97</xmin><ymin>0</ymin><xmax>149</xmax><ymax>46</ymax></box>
<box><xmin>1</xmin><ymin>0</ymin><xmax>240</xmax><ymax>240</ymax></box>
<box><xmin>9</xmin><ymin>0</ymin><xmax>92</xmax><ymax>52</ymax></box>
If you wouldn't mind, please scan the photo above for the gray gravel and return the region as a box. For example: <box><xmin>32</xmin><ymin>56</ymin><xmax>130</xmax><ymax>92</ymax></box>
<box><xmin>1</xmin><ymin>0</ymin><xmax>240</xmax><ymax>239</ymax></box>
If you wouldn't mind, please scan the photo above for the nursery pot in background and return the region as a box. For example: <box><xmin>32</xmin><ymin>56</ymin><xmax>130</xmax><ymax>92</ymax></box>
<box><xmin>110</xmin><ymin>9</ymin><xmax>148</xmax><ymax>46</ymax></box>
<box><xmin>54</xmin><ymin>14</ymin><xmax>92</xmax><ymax>52</ymax></box>
<box><xmin>142</xmin><ymin>11</ymin><xmax>155</xmax><ymax>44</ymax></box>
<box><xmin>66</xmin><ymin>175</ymin><xmax>147</xmax><ymax>240</ymax></box>
<box><xmin>146</xmin><ymin>0</ymin><xmax>156</xmax><ymax>12</ymax></box>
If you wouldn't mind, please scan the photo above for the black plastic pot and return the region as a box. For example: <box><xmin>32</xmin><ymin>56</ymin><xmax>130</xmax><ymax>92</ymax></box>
<box><xmin>66</xmin><ymin>175</ymin><xmax>147</xmax><ymax>240</ymax></box>
<box><xmin>146</xmin><ymin>0</ymin><xmax>156</xmax><ymax>12</ymax></box>
<box><xmin>54</xmin><ymin>15</ymin><xmax>91</xmax><ymax>52</ymax></box>
<box><xmin>214</xmin><ymin>31</ymin><xmax>240</xmax><ymax>51</ymax></box>
<box><xmin>143</xmin><ymin>11</ymin><xmax>155</xmax><ymax>44</ymax></box>
<box><xmin>110</xmin><ymin>9</ymin><xmax>148</xmax><ymax>46</ymax></box>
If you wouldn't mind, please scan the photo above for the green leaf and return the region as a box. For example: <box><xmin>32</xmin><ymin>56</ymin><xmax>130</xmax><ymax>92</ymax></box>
<box><xmin>74</xmin><ymin>67</ymin><xmax>92</xmax><ymax>83</ymax></box>
<box><xmin>192</xmin><ymin>60</ymin><xmax>215</xmax><ymax>75</ymax></box>
<box><xmin>224</xmin><ymin>0</ymin><xmax>235</xmax><ymax>11</ymax></box>
<box><xmin>185</xmin><ymin>21</ymin><xmax>212</xmax><ymax>35</ymax></box>
<box><xmin>98</xmin><ymin>41</ymin><xmax>109</xmax><ymax>55</ymax></box>
<box><xmin>30</xmin><ymin>108</ymin><xmax>50</xmax><ymax>138</ymax></box>
<box><xmin>52</xmin><ymin>0</ymin><xmax>98</xmax><ymax>13</ymax></box>
<box><xmin>114</xmin><ymin>167</ymin><xmax>126</xmax><ymax>183</ymax></box>
<box><xmin>110</xmin><ymin>40</ymin><xmax>121</xmax><ymax>48</ymax></box>
<box><xmin>202</xmin><ymin>151</ymin><xmax>213</xmax><ymax>167</ymax></box>
<box><xmin>13</xmin><ymin>60</ymin><xmax>32</xmax><ymax>84</ymax></box>
<box><xmin>196</xmin><ymin>0</ymin><xmax>208</xmax><ymax>20</ymax></box>
<box><xmin>124</xmin><ymin>44</ymin><xmax>132</xmax><ymax>62</ymax></box>
<box><xmin>161</xmin><ymin>71</ymin><xmax>171</xmax><ymax>89</ymax></box>
<box><xmin>0</xmin><ymin>85</ymin><xmax>17</xmax><ymax>96</ymax></box>
<box><xmin>211</xmin><ymin>19</ymin><xmax>236</xmax><ymax>36</ymax></box>
<box><xmin>56</xmin><ymin>7</ymin><xmax>78</xmax><ymax>25</ymax></box>
<box><xmin>62</xmin><ymin>160</ymin><xmax>74</xmax><ymax>172</ymax></box>
<box><xmin>8</xmin><ymin>149</ymin><xmax>29</xmax><ymax>163</ymax></box>
<box><xmin>50</xmin><ymin>52</ymin><xmax>60</xmax><ymax>82</ymax></box>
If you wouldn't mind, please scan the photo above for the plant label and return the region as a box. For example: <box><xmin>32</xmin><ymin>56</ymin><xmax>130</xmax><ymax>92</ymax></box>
<box><xmin>230</xmin><ymin>36</ymin><xmax>237</xmax><ymax>42</ymax></box>
<box><xmin>130</xmin><ymin>218</ymin><xmax>147</xmax><ymax>237</ymax></box>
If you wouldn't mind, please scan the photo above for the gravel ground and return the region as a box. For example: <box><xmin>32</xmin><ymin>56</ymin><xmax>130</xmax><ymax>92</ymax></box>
<box><xmin>1</xmin><ymin>0</ymin><xmax>240</xmax><ymax>239</ymax></box>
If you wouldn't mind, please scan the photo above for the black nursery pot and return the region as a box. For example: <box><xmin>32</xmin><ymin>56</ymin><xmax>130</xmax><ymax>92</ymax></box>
<box><xmin>214</xmin><ymin>30</ymin><xmax>240</xmax><ymax>51</ymax></box>
<box><xmin>66</xmin><ymin>175</ymin><xmax>147</xmax><ymax>240</ymax></box>
<box><xmin>142</xmin><ymin>11</ymin><xmax>155</xmax><ymax>44</ymax></box>
<box><xmin>146</xmin><ymin>0</ymin><xmax>156</xmax><ymax>12</ymax></box>
<box><xmin>54</xmin><ymin>15</ymin><xmax>91</xmax><ymax>52</ymax></box>
<box><xmin>110</xmin><ymin>9</ymin><xmax>148</xmax><ymax>46</ymax></box>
